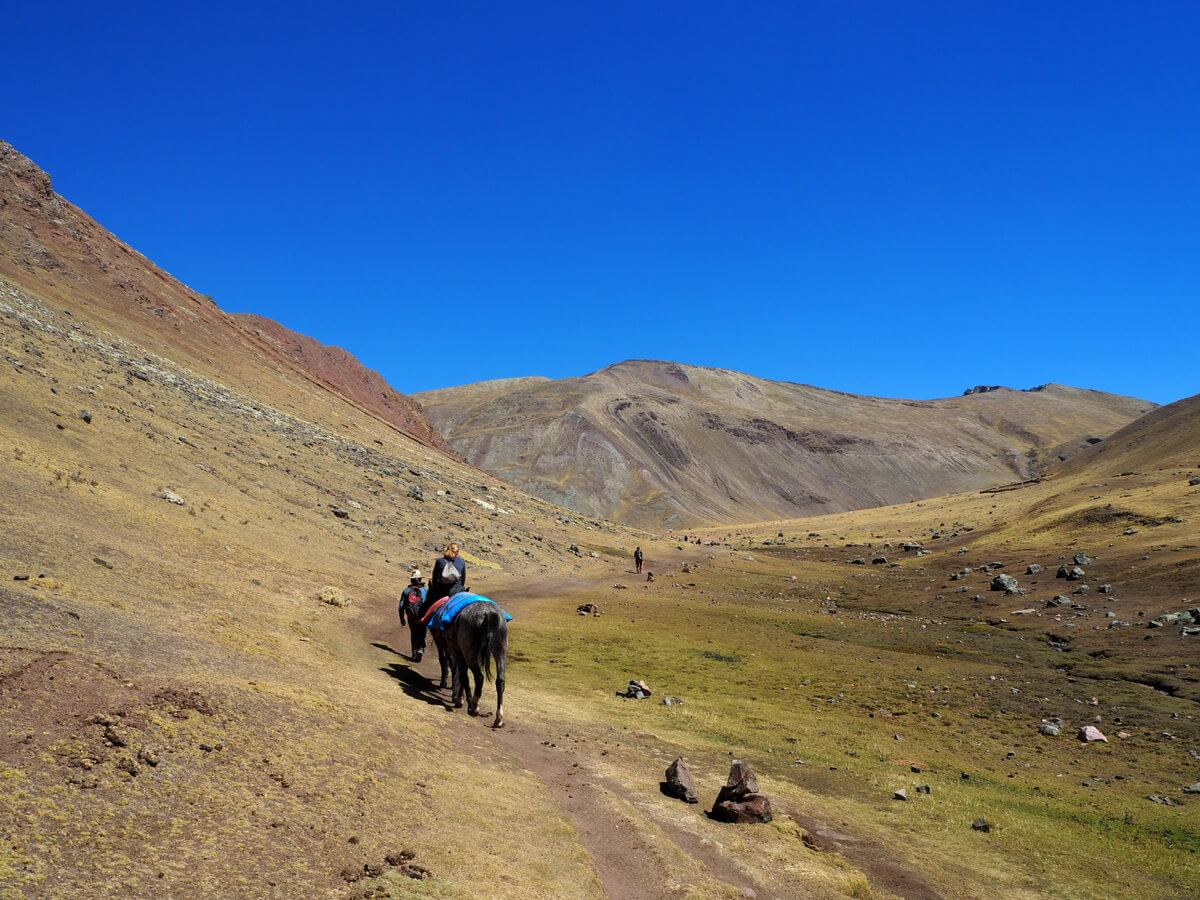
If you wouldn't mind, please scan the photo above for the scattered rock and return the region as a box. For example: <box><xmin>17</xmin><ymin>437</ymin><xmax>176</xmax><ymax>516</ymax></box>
<box><xmin>616</xmin><ymin>679</ymin><xmax>652</xmax><ymax>699</ymax></box>
<box><xmin>710</xmin><ymin>760</ymin><xmax>773</xmax><ymax>824</ymax></box>
<box><xmin>871</xmin><ymin>556</ymin><xmax>888</xmax><ymax>565</ymax></box>
<box><xmin>79</xmin><ymin>410</ymin><xmax>92</xmax><ymax>424</ymax></box>
<box><xmin>847</xmin><ymin>557</ymin><xmax>866</xmax><ymax>565</ymax></box>
<box><xmin>1038</xmin><ymin>722</ymin><xmax>1062</xmax><ymax>737</ymax></box>
<box><xmin>1058</xmin><ymin>565</ymin><xmax>1086</xmax><ymax>580</ymax></box>
<box><xmin>319</xmin><ymin>586</ymin><xmax>351</xmax><ymax>608</ymax></box>
<box><xmin>916</xmin><ymin>784</ymin><xmax>932</xmax><ymax>795</ymax></box>
<box><xmin>93</xmin><ymin>557</ymin><xmax>114</xmax><ymax>569</ymax></box>
<box><xmin>662</xmin><ymin>757</ymin><xmax>699</xmax><ymax>803</ymax></box>
<box><xmin>1079</xmin><ymin>726</ymin><xmax>1108</xmax><ymax>743</ymax></box>
<box><xmin>971</xmin><ymin>818</ymin><xmax>991</xmax><ymax>833</ymax></box>
<box><xmin>1148</xmin><ymin>608</ymin><xmax>1200</xmax><ymax>628</ymax></box>
<box><xmin>1189</xmin><ymin>476</ymin><xmax>1200</xmax><ymax>487</ymax></box>
<box><xmin>1046</xmin><ymin>595</ymin><xmax>1071</xmax><ymax>608</ymax></box>
<box><xmin>1026</xmin><ymin>564</ymin><xmax>1043</xmax><ymax>575</ymax></box>
<box><xmin>154</xmin><ymin>489</ymin><xmax>186</xmax><ymax>506</ymax></box>
<box><xmin>1148</xmin><ymin>795</ymin><xmax>1178</xmax><ymax>806</ymax></box>
<box><xmin>662</xmin><ymin>695</ymin><xmax>683</xmax><ymax>706</ymax></box>
<box><xmin>893</xmin><ymin>789</ymin><xmax>908</xmax><ymax>801</ymax></box>
<box><xmin>576</xmin><ymin>603</ymin><xmax>601</xmax><ymax>617</ymax></box>
<box><xmin>330</xmin><ymin>506</ymin><xmax>350</xmax><ymax>519</ymax></box>
<box><xmin>1073</xmin><ymin>552</ymin><xmax>1092</xmax><ymax>566</ymax></box>
<box><xmin>991</xmin><ymin>574</ymin><xmax>1020</xmax><ymax>594</ymax></box>
<box><xmin>1183</xmin><ymin>783</ymin><xmax>1200</xmax><ymax>794</ymax></box>
<box><xmin>407</xmin><ymin>484</ymin><xmax>424</xmax><ymax>501</ymax></box>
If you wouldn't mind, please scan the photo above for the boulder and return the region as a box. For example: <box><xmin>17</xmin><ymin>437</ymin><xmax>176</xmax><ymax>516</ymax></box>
<box><xmin>662</xmin><ymin>757</ymin><xmax>698</xmax><ymax>803</ymax></box>
<box><xmin>1078</xmin><ymin>726</ymin><xmax>1108</xmax><ymax>743</ymax></box>
<box><xmin>971</xmin><ymin>818</ymin><xmax>991</xmax><ymax>833</ymax></box>
<box><xmin>154</xmin><ymin>489</ymin><xmax>186</xmax><ymax>506</ymax></box>
<box><xmin>1057</xmin><ymin>566</ymin><xmax>1086</xmax><ymax>580</ymax></box>
<box><xmin>616</xmin><ymin>679</ymin><xmax>652</xmax><ymax>699</ymax></box>
<box><xmin>1046</xmin><ymin>595</ymin><xmax>1071</xmax><ymax>608</ymax></box>
<box><xmin>710</xmin><ymin>760</ymin><xmax>773</xmax><ymax>824</ymax></box>
<box><xmin>1189</xmin><ymin>476</ymin><xmax>1200</xmax><ymax>487</ymax></box>
<box><xmin>1183</xmin><ymin>783</ymin><xmax>1200</xmax><ymax>794</ymax></box>
<box><xmin>893</xmin><ymin>789</ymin><xmax>908</xmax><ymax>801</ymax></box>
<box><xmin>1038</xmin><ymin>722</ymin><xmax>1062</xmax><ymax>737</ymax></box>
<box><xmin>991</xmin><ymin>574</ymin><xmax>1020</xmax><ymax>594</ymax></box>
<box><xmin>576</xmin><ymin>603</ymin><xmax>601</xmax><ymax>617</ymax></box>
<box><xmin>1026</xmin><ymin>564</ymin><xmax>1043</xmax><ymax>575</ymax></box>
<box><xmin>1073</xmin><ymin>552</ymin><xmax>1092</xmax><ymax>566</ymax></box>
<box><xmin>1148</xmin><ymin>608</ymin><xmax>1200</xmax><ymax>628</ymax></box>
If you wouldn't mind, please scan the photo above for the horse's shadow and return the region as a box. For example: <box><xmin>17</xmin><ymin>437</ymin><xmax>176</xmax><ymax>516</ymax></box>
<box><xmin>374</xmin><ymin>642</ymin><xmax>449</xmax><ymax>710</ymax></box>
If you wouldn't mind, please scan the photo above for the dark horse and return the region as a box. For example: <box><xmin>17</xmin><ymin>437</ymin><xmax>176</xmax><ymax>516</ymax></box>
<box><xmin>432</xmin><ymin>601</ymin><xmax>509</xmax><ymax>728</ymax></box>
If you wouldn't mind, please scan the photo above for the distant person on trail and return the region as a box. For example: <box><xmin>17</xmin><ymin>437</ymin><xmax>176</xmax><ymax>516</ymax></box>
<box><xmin>398</xmin><ymin>568</ymin><xmax>428</xmax><ymax>661</ymax></box>
<box><xmin>634</xmin><ymin>546</ymin><xmax>644</xmax><ymax>574</ymax></box>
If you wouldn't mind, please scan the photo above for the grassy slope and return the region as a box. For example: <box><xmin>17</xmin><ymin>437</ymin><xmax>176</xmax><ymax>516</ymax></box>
<box><xmin>500</xmin><ymin>406</ymin><xmax>1200</xmax><ymax>897</ymax></box>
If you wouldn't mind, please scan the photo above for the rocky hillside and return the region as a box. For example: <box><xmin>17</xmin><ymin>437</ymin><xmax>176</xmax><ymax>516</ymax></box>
<box><xmin>0</xmin><ymin>140</ymin><xmax>446</xmax><ymax>452</ymax></box>
<box><xmin>416</xmin><ymin>360</ymin><xmax>1155</xmax><ymax>528</ymax></box>
<box><xmin>233</xmin><ymin>313</ymin><xmax>455</xmax><ymax>455</ymax></box>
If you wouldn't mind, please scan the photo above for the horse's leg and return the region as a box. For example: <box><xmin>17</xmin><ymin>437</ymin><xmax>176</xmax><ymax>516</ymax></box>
<box><xmin>468</xmin><ymin>661</ymin><xmax>484</xmax><ymax>716</ymax></box>
<box><xmin>452</xmin><ymin>652</ymin><xmax>466</xmax><ymax>709</ymax></box>
<box><xmin>436</xmin><ymin>633</ymin><xmax>450</xmax><ymax>689</ymax></box>
<box><xmin>492</xmin><ymin>627</ymin><xmax>507</xmax><ymax>728</ymax></box>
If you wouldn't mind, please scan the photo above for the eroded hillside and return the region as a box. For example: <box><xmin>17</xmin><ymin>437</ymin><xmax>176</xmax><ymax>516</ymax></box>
<box><xmin>416</xmin><ymin>360</ymin><xmax>1154</xmax><ymax>528</ymax></box>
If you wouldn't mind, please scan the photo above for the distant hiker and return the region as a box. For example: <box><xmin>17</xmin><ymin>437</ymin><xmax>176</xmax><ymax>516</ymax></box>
<box><xmin>398</xmin><ymin>568</ymin><xmax>428</xmax><ymax>661</ymax></box>
<box><xmin>634</xmin><ymin>546</ymin><xmax>644</xmax><ymax>574</ymax></box>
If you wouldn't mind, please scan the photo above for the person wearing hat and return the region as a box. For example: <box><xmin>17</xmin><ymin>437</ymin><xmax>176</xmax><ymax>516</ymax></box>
<box><xmin>398</xmin><ymin>567</ymin><xmax>429</xmax><ymax>661</ymax></box>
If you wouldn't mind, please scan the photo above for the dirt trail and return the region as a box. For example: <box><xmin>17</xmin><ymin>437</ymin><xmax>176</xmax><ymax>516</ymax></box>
<box><xmin>356</xmin><ymin>562</ymin><xmax>942</xmax><ymax>900</ymax></box>
<box><xmin>361</xmin><ymin>598</ymin><xmax>769</xmax><ymax>898</ymax></box>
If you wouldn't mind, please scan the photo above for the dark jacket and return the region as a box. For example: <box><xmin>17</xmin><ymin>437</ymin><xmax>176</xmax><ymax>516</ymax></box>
<box><xmin>427</xmin><ymin>555</ymin><xmax>466</xmax><ymax>604</ymax></box>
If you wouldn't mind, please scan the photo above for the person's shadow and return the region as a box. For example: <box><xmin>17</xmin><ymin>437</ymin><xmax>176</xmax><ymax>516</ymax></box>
<box><xmin>373</xmin><ymin>642</ymin><xmax>449</xmax><ymax>709</ymax></box>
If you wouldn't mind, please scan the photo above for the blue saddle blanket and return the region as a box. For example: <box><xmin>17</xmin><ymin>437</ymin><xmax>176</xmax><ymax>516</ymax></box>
<box><xmin>429</xmin><ymin>592</ymin><xmax>513</xmax><ymax>631</ymax></box>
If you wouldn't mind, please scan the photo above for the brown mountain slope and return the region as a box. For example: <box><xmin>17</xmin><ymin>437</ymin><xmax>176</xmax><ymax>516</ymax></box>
<box><xmin>416</xmin><ymin>359</ymin><xmax>1155</xmax><ymax>528</ymax></box>
<box><xmin>1053</xmin><ymin>390</ymin><xmax>1200</xmax><ymax>477</ymax></box>
<box><xmin>233</xmin><ymin>313</ymin><xmax>454</xmax><ymax>454</ymax></box>
<box><xmin>0</xmin><ymin>140</ymin><xmax>445</xmax><ymax>451</ymax></box>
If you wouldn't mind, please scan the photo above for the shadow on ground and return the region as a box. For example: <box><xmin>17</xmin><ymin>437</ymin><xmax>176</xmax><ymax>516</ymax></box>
<box><xmin>375</xmin><ymin>642</ymin><xmax>449</xmax><ymax>709</ymax></box>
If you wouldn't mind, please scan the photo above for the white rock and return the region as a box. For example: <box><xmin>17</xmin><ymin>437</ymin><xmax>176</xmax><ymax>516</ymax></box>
<box><xmin>1078</xmin><ymin>725</ymin><xmax>1108</xmax><ymax>743</ymax></box>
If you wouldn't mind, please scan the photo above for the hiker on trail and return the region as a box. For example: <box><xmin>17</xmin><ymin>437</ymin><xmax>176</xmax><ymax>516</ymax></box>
<box><xmin>426</xmin><ymin>542</ymin><xmax>467</xmax><ymax>612</ymax></box>
<box><xmin>634</xmin><ymin>546</ymin><xmax>644</xmax><ymax>574</ymax></box>
<box><xmin>398</xmin><ymin>568</ymin><xmax>428</xmax><ymax>661</ymax></box>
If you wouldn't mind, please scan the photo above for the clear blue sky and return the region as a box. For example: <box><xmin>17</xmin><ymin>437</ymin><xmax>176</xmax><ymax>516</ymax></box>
<box><xmin>4</xmin><ymin>2</ymin><xmax>1196</xmax><ymax>403</ymax></box>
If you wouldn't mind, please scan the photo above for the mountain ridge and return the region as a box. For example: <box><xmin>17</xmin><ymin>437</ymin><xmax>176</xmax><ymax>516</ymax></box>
<box><xmin>0</xmin><ymin>139</ymin><xmax>448</xmax><ymax>452</ymax></box>
<box><xmin>417</xmin><ymin>359</ymin><xmax>1156</xmax><ymax>528</ymax></box>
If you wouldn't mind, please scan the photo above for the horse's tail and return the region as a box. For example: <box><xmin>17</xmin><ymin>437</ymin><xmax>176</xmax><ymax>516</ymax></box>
<box><xmin>478</xmin><ymin>607</ymin><xmax>508</xmax><ymax>683</ymax></box>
